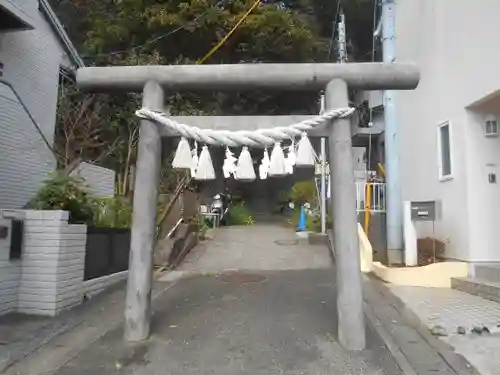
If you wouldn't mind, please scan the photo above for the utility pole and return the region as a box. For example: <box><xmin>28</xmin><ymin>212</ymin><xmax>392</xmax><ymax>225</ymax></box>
<box><xmin>319</xmin><ymin>8</ymin><xmax>347</xmax><ymax>235</ymax></box>
<box><xmin>338</xmin><ymin>10</ymin><xmax>347</xmax><ymax>63</ymax></box>
<box><xmin>319</xmin><ymin>94</ymin><xmax>326</xmax><ymax>235</ymax></box>
<box><xmin>381</xmin><ymin>0</ymin><xmax>403</xmax><ymax>262</ymax></box>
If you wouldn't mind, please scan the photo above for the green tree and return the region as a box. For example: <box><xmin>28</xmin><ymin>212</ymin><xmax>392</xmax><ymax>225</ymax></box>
<box><xmin>51</xmin><ymin>0</ymin><xmax>331</xmax><ymax>114</ymax></box>
<box><xmin>50</xmin><ymin>0</ymin><xmax>375</xmax><ymax>201</ymax></box>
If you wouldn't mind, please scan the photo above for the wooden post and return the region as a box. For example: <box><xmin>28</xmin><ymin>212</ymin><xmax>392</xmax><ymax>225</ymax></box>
<box><xmin>124</xmin><ymin>81</ymin><xmax>164</xmax><ymax>342</ymax></box>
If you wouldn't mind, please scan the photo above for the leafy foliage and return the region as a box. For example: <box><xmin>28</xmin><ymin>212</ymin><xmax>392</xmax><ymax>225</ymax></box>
<box><xmin>31</xmin><ymin>173</ymin><xmax>134</xmax><ymax>227</ymax></box>
<box><xmin>30</xmin><ymin>173</ymin><xmax>96</xmax><ymax>224</ymax></box>
<box><xmin>290</xmin><ymin>180</ymin><xmax>317</xmax><ymax>206</ymax></box>
<box><xmin>93</xmin><ymin>196</ymin><xmax>133</xmax><ymax>228</ymax></box>
<box><xmin>228</xmin><ymin>201</ymin><xmax>254</xmax><ymax>225</ymax></box>
<box><xmin>51</xmin><ymin>0</ymin><xmax>331</xmax><ymax>115</ymax></box>
<box><xmin>189</xmin><ymin>213</ymin><xmax>210</xmax><ymax>240</ymax></box>
<box><xmin>49</xmin><ymin>0</ymin><xmax>376</xmax><ymax>203</ymax></box>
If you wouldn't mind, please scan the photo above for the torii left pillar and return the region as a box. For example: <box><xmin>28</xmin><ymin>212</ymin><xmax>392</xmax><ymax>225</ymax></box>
<box><xmin>124</xmin><ymin>81</ymin><xmax>164</xmax><ymax>341</ymax></box>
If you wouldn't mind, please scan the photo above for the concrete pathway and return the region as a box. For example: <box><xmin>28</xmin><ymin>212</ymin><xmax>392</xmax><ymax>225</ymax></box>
<box><xmin>387</xmin><ymin>285</ymin><xmax>500</xmax><ymax>375</ymax></box>
<box><xmin>54</xmin><ymin>269</ymin><xmax>404</xmax><ymax>375</ymax></box>
<box><xmin>177</xmin><ymin>224</ymin><xmax>332</xmax><ymax>273</ymax></box>
<box><xmin>1</xmin><ymin>224</ymin><xmax>475</xmax><ymax>375</ymax></box>
<box><xmin>53</xmin><ymin>225</ymin><xmax>404</xmax><ymax>375</ymax></box>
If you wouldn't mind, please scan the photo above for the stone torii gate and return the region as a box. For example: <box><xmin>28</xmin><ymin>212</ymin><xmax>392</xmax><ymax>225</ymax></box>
<box><xmin>76</xmin><ymin>63</ymin><xmax>419</xmax><ymax>351</ymax></box>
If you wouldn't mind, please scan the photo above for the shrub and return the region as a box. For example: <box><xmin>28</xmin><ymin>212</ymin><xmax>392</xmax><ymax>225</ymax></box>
<box><xmin>30</xmin><ymin>173</ymin><xmax>95</xmax><ymax>224</ymax></box>
<box><xmin>93</xmin><ymin>196</ymin><xmax>133</xmax><ymax>228</ymax></box>
<box><xmin>290</xmin><ymin>180</ymin><xmax>317</xmax><ymax>207</ymax></box>
<box><xmin>228</xmin><ymin>201</ymin><xmax>254</xmax><ymax>226</ymax></box>
<box><xmin>189</xmin><ymin>213</ymin><xmax>210</xmax><ymax>240</ymax></box>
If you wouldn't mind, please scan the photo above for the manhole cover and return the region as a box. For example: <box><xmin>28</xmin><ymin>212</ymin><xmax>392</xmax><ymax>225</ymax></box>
<box><xmin>274</xmin><ymin>239</ymin><xmax>299</xmax><ymax>246</ymax></box>
<box><xmin>219</xmin><ymin>272</ymin><xmax>266</xmax><ymax>283</ymax></box>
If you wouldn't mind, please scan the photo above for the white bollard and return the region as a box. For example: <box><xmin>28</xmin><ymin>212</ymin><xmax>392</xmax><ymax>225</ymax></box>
<box><xmin>403</xmin><ymin>201</ymin><xmax>418</xmax><ymax>266</ymax></box>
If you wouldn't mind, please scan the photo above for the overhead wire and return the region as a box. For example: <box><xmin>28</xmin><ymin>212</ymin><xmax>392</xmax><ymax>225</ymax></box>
<box><xmin>198</xmin><ymin>0</ymin><xmax>261</xmax><ymax>64</ymax></box>
<box><xmin>0</xmin><ymin>79</ymin><xmax>58</xmax><ymax>161</ymax></box>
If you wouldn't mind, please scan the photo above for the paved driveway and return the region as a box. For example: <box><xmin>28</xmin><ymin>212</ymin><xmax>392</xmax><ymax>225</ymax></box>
<box><xmin>178</xmin><ymin>224</ymin><xmax>332</xmax><ymax>273</ymax></box>
<box><xmin>52</xmin><ymin>225</ymin><xmax>402</xmax><ymax>375</ymax></box>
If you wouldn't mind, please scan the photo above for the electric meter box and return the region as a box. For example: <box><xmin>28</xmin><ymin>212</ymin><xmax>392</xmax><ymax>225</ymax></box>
<box><xmin>410</xmin><ymin>201</ymin><xmax>436</xmax><ymax>222</ymax></box>
<box><xmin>0</xmin><ymin>210</ymin><xmax>25</xmax><ymax>261</ymax></box>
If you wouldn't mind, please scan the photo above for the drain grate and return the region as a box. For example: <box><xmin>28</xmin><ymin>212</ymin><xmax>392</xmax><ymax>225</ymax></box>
<box><xmin>274</xmin><ymin>239</ymin><xmax>299</xmax><ymax>246</ymax></box>
<box><xmin>219</xmin><ymin>272</ymin><xmax>266</xmax><ymax>284</ymax></box>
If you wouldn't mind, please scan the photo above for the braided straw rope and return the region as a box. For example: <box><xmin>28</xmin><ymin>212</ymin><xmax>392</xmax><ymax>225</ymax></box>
<box><xmin>135</xmin><ymin>107</ymin><xmax>355</xmax><ymax>148</ymax></box>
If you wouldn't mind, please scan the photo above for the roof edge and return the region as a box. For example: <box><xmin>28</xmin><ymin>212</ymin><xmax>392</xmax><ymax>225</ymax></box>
<box><xmin>39</xmin><ymin>0</ymin><xmax>84</xmax><ymax>69</ymax></box>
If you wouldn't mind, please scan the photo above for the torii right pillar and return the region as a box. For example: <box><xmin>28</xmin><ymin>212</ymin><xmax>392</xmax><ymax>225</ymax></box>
<box><xmin>326</xmin><ymin>79</ymin><xmax>365</xmax><ymax>350</ymax></box>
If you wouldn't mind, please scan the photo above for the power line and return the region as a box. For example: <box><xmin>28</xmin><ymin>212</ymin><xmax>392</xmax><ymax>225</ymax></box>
<box><xmin>198</xmin><ymin>0</ymin><xmax>261</xmax><ymax>64</ymax></box>
<box><xmin>83</xmin><ymin>0</ymin><xmax>228</xmax><ymax>60</ymax></box>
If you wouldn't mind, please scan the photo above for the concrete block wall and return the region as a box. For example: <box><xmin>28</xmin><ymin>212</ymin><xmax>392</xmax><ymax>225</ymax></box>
<box><xmin>71</xmin><ymin>162</ymin><xmax>116</xmax><ymax>198</ymax></box>
<box><xmin>0</xmin><ymin>259</ymin><xmax>21</xmax><ymax>315</ymax></box>
<box><xmin>0</xmin><ymin>209</ymin><xmax>129</xmax><ymax>317</ymax></box>
<box><xmin>81</xmin><ymin>271</ymin><xmax>128</xmax><ymax>298</ymax></box>
<box><xmin>17</xmin><ymin>210</ymin><xmax>87</xmax><ymax>316</ymax></box>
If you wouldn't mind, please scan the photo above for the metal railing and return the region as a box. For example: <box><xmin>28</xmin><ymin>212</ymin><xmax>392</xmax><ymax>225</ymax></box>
<box><xmin>356</xmin><ymin>182</ymin><xmax>386</xmax><ymax>213</ymax></box>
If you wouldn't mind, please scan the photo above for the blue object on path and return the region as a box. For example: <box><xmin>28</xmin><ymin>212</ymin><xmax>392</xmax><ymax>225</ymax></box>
<box><xmin>296</xmin><ymin>204</ymin><xmax>306</xmax><ymax>232</ymax></box>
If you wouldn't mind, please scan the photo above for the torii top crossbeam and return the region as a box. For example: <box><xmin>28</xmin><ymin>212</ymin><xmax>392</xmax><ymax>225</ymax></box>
<box><xmin>76</xmin><ymin>62</ymin><xmax>419</xmax><ymax>92</ymax></box>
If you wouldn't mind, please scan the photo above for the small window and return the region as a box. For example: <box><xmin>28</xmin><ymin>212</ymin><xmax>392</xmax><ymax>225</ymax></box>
<box><xmin>489</xmin><ymin>173</ymin><xmax>497</xmax><ymax>184</ymax></box>
<box><xmin>485</xmin><ymin>114</ymin><xmax>499</xmax><ymax>137</ymax></box>
<box><xmin>437</xmin><ymin>122</ymin><xmax>453</xmax><ymax>180</ymax></box>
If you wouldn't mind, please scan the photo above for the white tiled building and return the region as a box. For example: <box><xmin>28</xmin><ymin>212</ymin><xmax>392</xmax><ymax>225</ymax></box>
<box><xmin>0</xmin><ymin>0</ymin><xmax>84</xmax><ymax>208</ymax></box>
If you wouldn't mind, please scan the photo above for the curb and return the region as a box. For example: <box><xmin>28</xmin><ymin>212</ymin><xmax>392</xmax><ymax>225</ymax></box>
<box><xmin>363</xmin><ymin>300</ymin><xmax>418</xmax><ymax>375</ymax></box>
<box><xmin>367</xmin><ymin>275</ymin><xmax>480</xmax><ymax>375</ymax></box>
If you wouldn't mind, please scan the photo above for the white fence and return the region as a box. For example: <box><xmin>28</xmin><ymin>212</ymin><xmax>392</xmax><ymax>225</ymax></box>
<box><xmin>355</xmin><ymin>182</ymin><xmax>386</xmax><ymax>213</ymax></box>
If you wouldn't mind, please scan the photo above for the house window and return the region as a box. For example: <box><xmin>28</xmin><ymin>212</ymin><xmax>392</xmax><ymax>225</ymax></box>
<box><xmin>437</xmin><ymin>121</ymin><xmax>453</xmax><ymax>180</ymax></box>
<box><xmin>485</xmin><ymin>114</ymin><xmax>499</xmax><ymax>137</ymax></box>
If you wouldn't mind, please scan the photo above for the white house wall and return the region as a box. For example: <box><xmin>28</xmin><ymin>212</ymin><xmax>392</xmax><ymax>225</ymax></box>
<box><xmin>465</xmin><ymin>111</ymin><xmax>500</xmax><ymax>262</ymax></box>
<box><xmin>396</xmin><ymin>0</ymin><xmax>470</xmax><ymax>260</ymax></box>
<box><xmin>443</xmin><ymin>1</ymin><xmax>500</xmax><ymax>262</ymax></box>
<box><xmin>397</xmin><ymin>0</ymin><xmax>500</xmax><ymax>262</ymax></box>
<box><xmin>0</xmin><ymin>0</ymin><xmax>73</xmax><ymax>208</ymax></box>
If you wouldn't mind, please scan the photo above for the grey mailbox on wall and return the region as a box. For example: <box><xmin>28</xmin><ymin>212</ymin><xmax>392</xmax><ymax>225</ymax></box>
<box><xmin>410</xmin><ymin>201</ymin><xmax>436</xmax><ymax>221</ymax></box>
